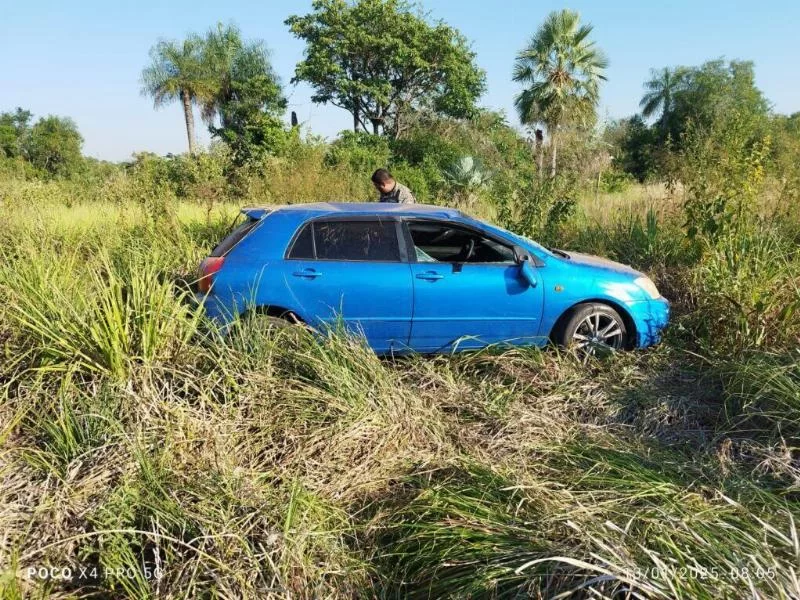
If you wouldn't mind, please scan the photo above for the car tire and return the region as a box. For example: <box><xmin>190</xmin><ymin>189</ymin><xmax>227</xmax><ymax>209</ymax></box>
<box><xmin>245</xmin><ymin>312</ymin><xmax>305</xmax><ymax>339</ymax></box>
<box><xmin>555</xmin><ymin>302</ymin><xmax>628</xmax><ymax>356</ymax></box>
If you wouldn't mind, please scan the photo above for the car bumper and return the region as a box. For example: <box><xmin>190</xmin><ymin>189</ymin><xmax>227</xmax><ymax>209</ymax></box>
<box><xmin>627</xmin><ymin>297</ymin><xmax>670</xmax><ymax>347</ymax></box>
<box><xmin>195</xmin><ymin>292</ymin><xmax>238</xmax><ymax>327</ymax></box>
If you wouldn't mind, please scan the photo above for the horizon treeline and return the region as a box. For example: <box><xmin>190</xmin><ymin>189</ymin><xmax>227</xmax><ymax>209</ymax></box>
<box><xmin>0</xmin><ymin>1</ymin><xmax>798</xmax><ymax>210</ymax></box>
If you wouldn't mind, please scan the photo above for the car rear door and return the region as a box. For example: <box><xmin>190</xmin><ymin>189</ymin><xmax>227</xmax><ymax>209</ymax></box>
<box><xmin>404</xmin><ymin>219</ymin><xmax>545</xmax><ymax>351</ymax></box>
<box><xmin>284</xmin><ymin>217</ymin><xmax>413</xmax><ymax>352</ymax></box>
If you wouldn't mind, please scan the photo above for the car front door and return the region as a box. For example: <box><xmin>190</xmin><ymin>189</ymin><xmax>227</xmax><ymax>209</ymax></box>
<box><xmin>404</xmin><ymin>219</ymin><xmax>545</xmax><ymax>351</ymax></box>
<box><xmin>283</xmin><ymin>217</ymin><xmax>413</xmax><ymax>353</ymax></box>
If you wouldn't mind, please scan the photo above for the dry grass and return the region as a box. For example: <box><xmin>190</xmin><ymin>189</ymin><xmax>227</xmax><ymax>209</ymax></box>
<box><xmin>577</xmin><ymin>182</ymin><xmax>678</xmax><ymax>224</ymax></box>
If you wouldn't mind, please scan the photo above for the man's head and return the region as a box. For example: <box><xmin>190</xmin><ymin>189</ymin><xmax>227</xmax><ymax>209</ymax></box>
<box><xmin>371</xmin><ymin>168</ymin><xmax>395</xmax><ymax>194</ymax></box>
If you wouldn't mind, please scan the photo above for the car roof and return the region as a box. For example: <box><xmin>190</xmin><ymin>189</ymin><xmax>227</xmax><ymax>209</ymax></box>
<box><xmin>241</xmin><ymin>202</ymin><xmax>464</xmax><ymax>221</ymax></box>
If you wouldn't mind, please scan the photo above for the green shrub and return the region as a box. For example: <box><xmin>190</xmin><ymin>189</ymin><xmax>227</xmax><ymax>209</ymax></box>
<box><xmin>0</xmin><ymin>154</ymin><xmax>40</xmax><ymax>180</ymax></box>
<box><xmin>325</xmin><ymin>130</ymin><xmax>391</xmax><ymax>174</ymax></box>
<box><xmin>495</xmin><ymin>173</ymin><xmax>578</xmax><ymax>244</ymax></box>
<box><xmin>685</xmin><ymin>225</ymin><xmax>800</xmax><ymax>354</ymax></box>
<box><xmin>599</xmin><ymin>169</ymin><xmax>635</xmax><ymax>193</ymax></box>
<box><xmin>247</xmin><ymin>147</ymin><xmax>373</xmax><ymax>204</ymax></box>
<box><xmin>386</xmin><ymin>160</ymin><xmax>438</xmax><ymax>204</ymax></box>
<box><xmin>680</xmin><ymin>110</ymin><xmax>770</xmax><ymax>243</ymax></box>
<box><xmin>390</xmin><ymin>127</ymin><xmax>462</xmax><ymax>170</ymax></box>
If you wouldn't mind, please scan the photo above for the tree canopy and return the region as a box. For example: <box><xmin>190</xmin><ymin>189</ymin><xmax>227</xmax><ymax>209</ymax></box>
<box><xmin>141</xmin><ymin>24</ymin><xmax>286</xmax><ymax>163</ymax></box>
<box><xmin>0</xmin><ymin>108</ymin><xmax>33</xmax><ymax>159</ymax></box>
<box><xmin>286</xmin><ymin>0</ymin><xmax>486</xmax><ymax>138</ymax></box>
<box><xmin>513</xmin><ymin>9</ymin><xmax>607</xmax><ymax>176</ymax></box>
<box><xmin>202</xmin><ymin>24</ymin><xmax>288</xmax><ymax>168</ymax></box>
<box><xmin>642</xmin><ymin>59</ymin><xmax>769</xmax><ymax>147</ymax></box>
<box><xmin>606</xmin><ymin>59</ymin><xmax>773</xmax><ymax>182</ymax></box>
<box><xmin>639</xmin><ymin>67</ymin><xmax>689</xmax><ymax>131</ymax></box>
<box><xmin>25</xmin><ymin>115</ymin><xmax>84</xmax><ymax>177</ymax></box>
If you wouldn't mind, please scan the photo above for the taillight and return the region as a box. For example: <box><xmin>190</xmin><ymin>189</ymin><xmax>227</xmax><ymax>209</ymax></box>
<box><xmin>197</xmin><ymin>257</ymin><xmax>225</xmax><ymax>293</ymax></box>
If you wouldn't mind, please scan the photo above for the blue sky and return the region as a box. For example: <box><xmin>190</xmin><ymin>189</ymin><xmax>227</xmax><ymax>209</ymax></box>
<box><xmin>2</xmin><ymin>0</ymin><xmax>798</xmax><ymax>161</ymax></box>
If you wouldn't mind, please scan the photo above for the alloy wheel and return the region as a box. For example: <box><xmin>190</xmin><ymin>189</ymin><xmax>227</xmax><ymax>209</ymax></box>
<box><xmin>571</xmin><ymin>311</ymin><xmax>624</xmax><ymax>356</ymax></box>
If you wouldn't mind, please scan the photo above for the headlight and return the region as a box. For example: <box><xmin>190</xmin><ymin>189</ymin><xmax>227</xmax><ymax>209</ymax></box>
<box><xmin>634</xmin><ymin>276</ymin><xmax>661</xmax><ymax>299</ymax></box>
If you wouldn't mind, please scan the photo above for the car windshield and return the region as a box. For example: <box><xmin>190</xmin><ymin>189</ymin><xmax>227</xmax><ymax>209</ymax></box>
<box><xmin>463</xmin><ymin>219</ymin><xmax>556</xmax><ymax>258</ymax></box>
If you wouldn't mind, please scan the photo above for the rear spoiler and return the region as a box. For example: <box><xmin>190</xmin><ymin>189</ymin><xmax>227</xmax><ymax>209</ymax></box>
<box><xmin>240</xmin><ymin>206</ymin><xmax>275</xmax><ymax>220</ymax></box>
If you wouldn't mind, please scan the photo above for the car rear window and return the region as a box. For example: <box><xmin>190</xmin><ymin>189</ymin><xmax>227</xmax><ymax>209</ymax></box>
<box><xmin>288</xmin><ymin>220</ymin><xmax>400</xmax><ymax>262</ymax></box>
<box><xmin>210</xmin><ymin>218</ymin><xmax>259</xmax><ymax>257</ymax></box>
<box><xmin>287</xmin><ymin>223</ymin><xmax>314</xmax><ymax>259</ymax></box>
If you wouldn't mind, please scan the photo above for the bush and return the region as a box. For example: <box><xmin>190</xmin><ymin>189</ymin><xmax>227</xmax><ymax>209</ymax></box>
<box><xmin>387</xmin><ymin>160</ymin><xmax>438</xmax><ymax>204</ymax></box>
<box><xmin>599</xmin><ymin>169</ymin><xmax>635</xmax><ymax>193</ymax></box>
<box><xmin>495</xmin><ymin>173</ymin><xmax>578</xmax><ymax>244</ymax></box>
<box><xmin>680</xmin><ymin>110</ymin><xmax>770</xmax><ymax>243</ymax></box>
<box><xmin>243</xmin><ymin>142</ymin><xmax>374</xmax><ymax>204</ymax></box>
<box><xmin>325</xmin><ymin>130</ymin><xmax>391</xmax><ymax>174</ymax></box>
<box><xmin>390</xmin><ymin>125</ymin><xmax>462</xmax><ymax>170</ymax></box>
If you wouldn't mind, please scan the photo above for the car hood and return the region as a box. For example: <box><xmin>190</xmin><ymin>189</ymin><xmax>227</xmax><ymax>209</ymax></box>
<box><xmin>557</xmin><ymin>250</ymin><xmax>641</xmax><ymax>277</ymax></box>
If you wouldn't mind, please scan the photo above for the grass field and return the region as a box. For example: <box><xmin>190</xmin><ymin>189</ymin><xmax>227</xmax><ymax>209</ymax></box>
<box><xmin>1</xmin><ymin>181</ymin><xmax>799</xmax><ymax>598</ymax></box>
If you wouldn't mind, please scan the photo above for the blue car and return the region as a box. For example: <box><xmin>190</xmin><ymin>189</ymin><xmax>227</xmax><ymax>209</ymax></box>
<box><xmin>197</xmin><ymin>202</ymin><xmax>669</xmax><ymax>355</ymax></box>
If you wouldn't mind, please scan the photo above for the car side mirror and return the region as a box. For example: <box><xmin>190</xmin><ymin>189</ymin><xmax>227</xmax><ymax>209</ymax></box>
<box><xmin>513</xmin><ymin>245</ymin><xmax>539</xmax><ymax>288</ymax></box>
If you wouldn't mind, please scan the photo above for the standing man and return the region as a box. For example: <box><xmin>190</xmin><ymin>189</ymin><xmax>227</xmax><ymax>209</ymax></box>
<box><xmin>372</xmin><ymin>168</ymin><xmax>416</xmax><ymax>204</ymax></box>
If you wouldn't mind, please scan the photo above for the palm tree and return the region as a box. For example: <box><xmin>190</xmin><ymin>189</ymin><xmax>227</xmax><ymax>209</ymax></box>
<box><xmin>513</xmin><ymin>10</ymin><xmax>608</xmax><ymax>176</ymax></box>
<box><xmin>197</xmin><ymin>24</ymin><xmax>282</xmax><ymax>123</ymax></box>
<box><xmin>140</xmin><ymin>36</ymin><xmax>214</xmax><ymax>154</ymax></box>
<box><xmin>639</xmin><ymin>67</ymin><xmax>687</xmax><ymax>131</ymax></box>
<box><xmin>197</xmin><ymin>23</ymin><xmax>243</xmax><ymax>125</ymax></box>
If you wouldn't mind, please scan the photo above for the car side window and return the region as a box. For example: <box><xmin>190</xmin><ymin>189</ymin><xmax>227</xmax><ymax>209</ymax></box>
<box><xmin>291</xmin><ymin>220</ymin><xmax>400</xmax><ymax>262</ymax></box>
<box><xmin>407</xmin><ymin>221</ymin><xmax>515</xmax><ymax>264</ymax></box>
<box><xmin>287</xmin><ymin>223</ymin><xmax>314</xmax><ymax>259</ymax></box>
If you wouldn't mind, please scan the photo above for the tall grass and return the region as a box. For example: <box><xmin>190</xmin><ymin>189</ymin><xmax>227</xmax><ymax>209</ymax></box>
<box><xmin>0</xmin><ymin>243</ymin><xmax>203</xmax><ymax>379</ymax></box>
<box><xmin>689</xmin><ymin>225</ymin><xmax>800</xmax><ymax>353</ymax></box>
<box><xmin>1</xmin><ymin>185</ymin><xmax>799</xmax><ymax>598</ymax></box>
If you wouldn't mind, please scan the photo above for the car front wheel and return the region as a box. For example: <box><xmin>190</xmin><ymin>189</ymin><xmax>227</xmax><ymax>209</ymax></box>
<box><xmin>556</xmin><ymin>303</ymin><xmax>628</xmax><ymax>356</ymax></box>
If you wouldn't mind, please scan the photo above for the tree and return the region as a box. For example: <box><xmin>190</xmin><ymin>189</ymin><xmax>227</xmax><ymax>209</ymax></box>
<box><xmin>201</xmin><ymin>24</ymin><xmax>287</xmax><ymax>167</ymax></box>
<box><xmin>608</xmin><ymin>60</ymin><xmax>771</xmax><ymax>182</ymax></box>
<box><xmin>0</xmin><ymin>107</ymin><xmax>33</xmax><ymax>158</ymax></box>
<box><xmin>650</xmin><ymin>59</ymin><xmax>770</xmax><ymax>150</ymax></box>
<box><xmin>513</xmin><ymin>9</ymin><xmax>608</xmax><ymax>176</ymax></box>
<box><xmin>286</xmin><ymin>0</ymin><xmax>486</xmax><ymax>138</ymax></box>
<box><xmin>639</xmin><ymin>67</ymin><xmax>688</xmax><ymax>132</ymax></box>
<box><xmin>604</xmin><ymin>115</ymin><xmax>656</xmax><ymax>182</ymax></box>
<box><xmin>676</xmin><ymin>60</ymin><xmax>768</xmax><ymax>131</ymax></box>
<box><xmin>140</xmin><ymin>36</ymin><xmax>215</xmax><ymax>154</ymax></box>
<box><xmin>24</xmin><ymin>116</ymin><xmax>83</xmax><ymax>176</ymax></box>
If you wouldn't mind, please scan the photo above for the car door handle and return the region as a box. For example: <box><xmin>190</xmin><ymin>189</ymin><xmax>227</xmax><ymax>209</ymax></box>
<box><xmin>416</xmin><ymin>271</ymin><xmax>444</xmax><ymax>281</ymax></box>
<box><xmin>293</xmin><ymin>269</ymin><xmax>322</xmax><ymax>279</ymax></box>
